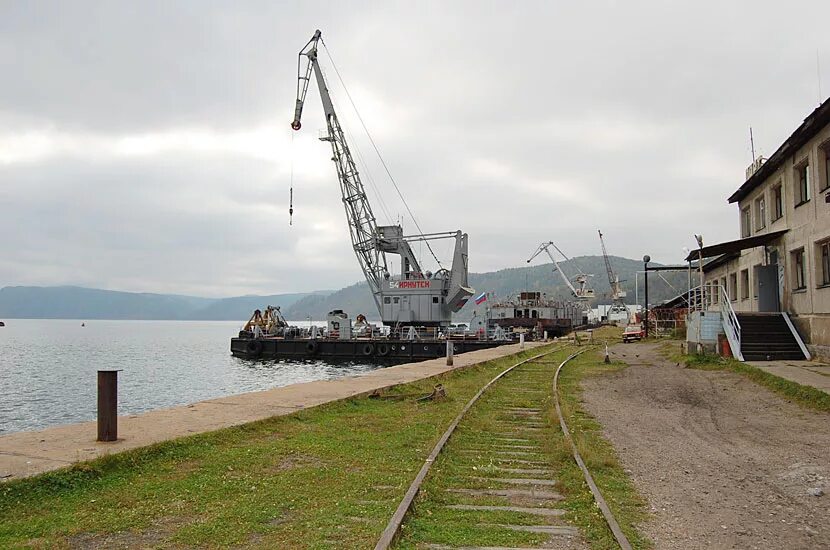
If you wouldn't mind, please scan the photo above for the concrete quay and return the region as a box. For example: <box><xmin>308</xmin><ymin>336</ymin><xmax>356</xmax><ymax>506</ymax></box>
<box><xmin>0</xmin><ymin>342</ymin><xmax>542</xmax><ymax>482</ymax></box>
<box><xmin>747</xmin><ymin>359</ymin><xmax>830</xmax><ymax>394</ymax></box>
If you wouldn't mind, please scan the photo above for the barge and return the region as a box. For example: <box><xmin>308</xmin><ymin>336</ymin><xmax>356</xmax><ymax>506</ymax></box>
<box><xmin>231</xmin><ymin>307</ymin><xmax>508</xmax><ymax>362</ymax></box>
<box><xmin>486</xmin><ymin>291</ymin><xmax>587</xmax><ymax>338</ymax></box>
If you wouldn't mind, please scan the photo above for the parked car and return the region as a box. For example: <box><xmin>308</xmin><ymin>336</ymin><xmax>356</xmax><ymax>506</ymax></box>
<box><xmin>622</xmin><ymin>324</ymin><xmax>644</xmax><ymax>343</ymax></box>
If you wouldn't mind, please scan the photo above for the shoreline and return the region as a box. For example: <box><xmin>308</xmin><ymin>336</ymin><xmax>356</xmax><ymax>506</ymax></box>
<box><xmin>0</xmin><ymin>342</ymin><xmax>539</xmax><ymax>482</ymax></box>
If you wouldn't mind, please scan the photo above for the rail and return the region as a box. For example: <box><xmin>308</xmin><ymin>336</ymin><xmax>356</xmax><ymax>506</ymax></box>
<box><xmin>553</xmin><ymin>349</ymin><xmax>633</xmax><ymax>550</ymax></box>
<box><xmin>719</xmin><ymin>284</ymin><xmax>743</xmax><ymax>361</ymax></box>
<box><xmin>373</xmin><ymin>345</ymin><xmax>565</xmax><ymax>550</ymax></box>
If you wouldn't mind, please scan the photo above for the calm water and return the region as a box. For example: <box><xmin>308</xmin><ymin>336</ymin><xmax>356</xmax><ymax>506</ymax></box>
<box><xmin>0</xmin><ymin>319</ymin><xmax>382</xmax><ymax>435</ymax></box>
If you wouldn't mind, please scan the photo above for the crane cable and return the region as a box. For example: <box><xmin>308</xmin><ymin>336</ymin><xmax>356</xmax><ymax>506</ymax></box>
<box><xmin>289</xmin><ymin>130</ymin><xmax>294</xmax><ymax>225</ymax></box>
<box><xmin>320</xmin><ymin>38</ymin><xmax>443</xmax><ymax>269</ymax></box>
<box><xmin>327</xmin><ymin>88</ymin><xmax>395</xmax><ymax>225</ymax></box>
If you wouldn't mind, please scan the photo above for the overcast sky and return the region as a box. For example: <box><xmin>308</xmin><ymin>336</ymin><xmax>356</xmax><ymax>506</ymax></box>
<box><xmin>2</xmin><ymin>1</ymin><xmax>829</xmax><ymax>297</ymax></box>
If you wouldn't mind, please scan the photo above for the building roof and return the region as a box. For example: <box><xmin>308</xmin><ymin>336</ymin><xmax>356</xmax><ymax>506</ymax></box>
<box><xmin>728</xmin><ymin>97</ymin><xmax>830</xmax><ymax>204</ymax></box>
<box><xmin>683</xmin><ymin>229</ymin><xmax>788</xmax><ymax>262</ymax></box>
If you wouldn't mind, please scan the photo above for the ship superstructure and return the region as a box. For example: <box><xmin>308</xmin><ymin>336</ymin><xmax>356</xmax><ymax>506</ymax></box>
<box><xmin>488</xmin><ymin>291</ymin><xmax>586</xmax><ymax>337</ymax></box>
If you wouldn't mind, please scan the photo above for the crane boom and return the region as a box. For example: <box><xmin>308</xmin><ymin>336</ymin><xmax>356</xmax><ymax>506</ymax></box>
<box><xmin>292</xmin><ymin>31</ymin><xmax>386</xmax><ymax>310</ymax></box>
<box><xmin>290</xmin><ymin>30</ymin><xmax>473</xmax><ymax>327</ymax></box>
<box><xmin>527</xmin><ymin>242</ymin><xmax>594</xmax><ymax>300</ymax></box>
<box><xmin>598</xmin><ymin>230</ymin><xmax>626</xmax><ymax>301</ymax></box>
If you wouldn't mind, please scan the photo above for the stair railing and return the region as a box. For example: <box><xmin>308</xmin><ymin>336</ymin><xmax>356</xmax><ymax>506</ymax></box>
<box><xmin>719</xmin><ymin>284</ymin><xmax>743</xmax><ymax>361</ymax></box>
<box><xmin>781</xmin><ymin>312</ymin><xmax>812</xmax><ymax>360</ymax></box>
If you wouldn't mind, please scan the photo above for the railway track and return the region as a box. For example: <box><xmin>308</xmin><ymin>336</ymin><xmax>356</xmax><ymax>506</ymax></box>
<box><xmin>375</xmin><ymin>344</ymin><xmax>632</xmax><ymax>550</ymax></box>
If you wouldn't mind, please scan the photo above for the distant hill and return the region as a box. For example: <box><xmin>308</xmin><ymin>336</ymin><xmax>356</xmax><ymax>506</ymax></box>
<box><xmin>0</xmin><ymin>256</ymin><xmax>689</xmax><ymax>321</ymax></box>
<box><xmin>284</xmin><ymin>255</ymin><xmax>689</xmax><ymax>321</ymax></box>
<box><xmin>0</xmin><ymin>286</ymin><xmax>318</xmax><ymax>321</ymax></box>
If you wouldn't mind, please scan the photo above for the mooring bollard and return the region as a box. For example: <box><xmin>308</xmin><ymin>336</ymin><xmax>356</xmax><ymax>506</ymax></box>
<box><xmin>519</xmin><ymin>333</ymin><xmax>525</xmax><ymax>349</ymax></box>
<box><xmin>97</xmin><ymin>370</ymin><xmax>120</xmax><ymax>442</ymax></box>
<box><xmin>446</xmin><ymin>340</ymin><xmax>454</xmax><ymax>366</ymax></box>
<box><xmin>604</xmin><ymin>342</ymin><xmax>611</xmax><ymax>363</ymax></box>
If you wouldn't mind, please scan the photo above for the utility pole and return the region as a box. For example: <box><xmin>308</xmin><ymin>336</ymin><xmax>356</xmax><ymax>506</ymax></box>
<box><xmin>643</xmin><ymin>255</ymin><xmax>650</xmax><ymax>338</ymax></box>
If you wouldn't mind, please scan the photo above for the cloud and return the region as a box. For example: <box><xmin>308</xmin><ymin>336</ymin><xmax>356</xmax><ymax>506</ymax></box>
<box><xmin>1</xmin><ymin>1</ymin><xmax>829</xmax><ymax>300</ymax></box>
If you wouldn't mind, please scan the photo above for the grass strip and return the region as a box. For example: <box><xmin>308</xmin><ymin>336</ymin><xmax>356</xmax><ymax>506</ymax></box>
<box><xmin>0</xmin><ymin>345</ymin><xmax>554</xmax><ymax>549</ymax></box>
<box><xmin>678</xmin><ymin>352</ymin><xmax>830</xmax><ymax>412</ymax></box>
<box><xmin>555</xmin><ymin>347</ymin><xmax>652</xmax><ymax>549</ymax></box>
<box><xmin>395</xmin><ymin>327</ymin><xmax>652</xmax><ymax>550</ymax></box>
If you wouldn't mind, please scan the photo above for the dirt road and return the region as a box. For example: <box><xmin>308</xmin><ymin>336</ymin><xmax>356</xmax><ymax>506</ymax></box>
<box><xmin>581</xmin><ymin>342</ymin><xmax>829</xmax><ymax>549</ymax></box>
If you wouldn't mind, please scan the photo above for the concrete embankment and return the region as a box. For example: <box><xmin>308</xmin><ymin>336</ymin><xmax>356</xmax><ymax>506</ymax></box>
<box><xmin>0</xmin><ymin>342</ymin><xmax>540</xmax><ymax>481</ymax></box>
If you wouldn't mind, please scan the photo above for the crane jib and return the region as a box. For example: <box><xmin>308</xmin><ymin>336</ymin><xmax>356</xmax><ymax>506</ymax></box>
<box><xmin>290</xmin><ymin>29</ymin><xmax>474</xmax><ymax>326</ymax></box>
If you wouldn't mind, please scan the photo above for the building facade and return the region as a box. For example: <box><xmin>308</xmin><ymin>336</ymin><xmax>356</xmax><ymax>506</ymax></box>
<box><xmin>703</xmin><ymin>99</ymin><xmax>830</xmax><ymax>359</ymax></box>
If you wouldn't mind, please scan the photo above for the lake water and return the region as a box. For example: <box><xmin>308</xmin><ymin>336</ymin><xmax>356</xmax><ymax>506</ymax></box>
<box><xmin>0</xmin><ymin>319</ymin><xmax>382</xmax><ymax>435</ymax></box>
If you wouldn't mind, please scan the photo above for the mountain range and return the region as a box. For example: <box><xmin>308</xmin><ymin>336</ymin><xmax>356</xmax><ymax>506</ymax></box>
<box><xmin>0</xmin><ymin>256</ymin><xmax>689</xmax><ymax>321</ymax></box>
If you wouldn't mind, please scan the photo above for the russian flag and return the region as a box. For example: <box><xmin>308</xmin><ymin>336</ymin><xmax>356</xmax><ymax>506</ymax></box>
<box><xmin>474</xmin><ymin>291</ymin><xmax>487</xmax><ymax>305</ymax></box>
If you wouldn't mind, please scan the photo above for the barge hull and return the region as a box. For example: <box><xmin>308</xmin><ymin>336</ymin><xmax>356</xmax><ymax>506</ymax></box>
<box><xmin>230</xmin><ymin>337</ymin><xmax>506</xmax><ymax>362</ymax></box>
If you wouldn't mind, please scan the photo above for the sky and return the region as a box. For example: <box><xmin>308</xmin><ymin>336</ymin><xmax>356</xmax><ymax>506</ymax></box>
<box><xmin>2</xmin><ymin>1</ymin><xmax>829</xmax><ymax>297</ymax></box>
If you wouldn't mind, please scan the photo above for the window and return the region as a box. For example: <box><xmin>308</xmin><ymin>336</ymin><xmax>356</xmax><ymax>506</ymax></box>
<box><xmin>729</xmin><ymin>273</ymin><xmax>738</xmax><ymax>301</ymax></box>
<box><xmin>432</xmin><ymin>296</ymin><xmax>439</xmax><ymax>304</ymax></box>
<box><xmin>772</xmin><ymin>183</ymin><xmax>783</xmax><ymax>221</ymax></box>
<box><xmin>383</xmin><ymin>297</ymin><xmax>391</xmax><ymax>304</ymax></box>
<box><xmin>792</xmin><ymin>248</ymin><xmax>806</xmax><ymax>290</ymax></box>
<box><xmin>822</xmin><ymin>145</ymin><xmax>830</xmax><ymax>193</ymax></box>
<box><xmin>754</xmin><ymin>196</ymin><xmax>766</xmax><ymax>230</ymax></box>
<box><xmin>795</xmin><ymin>161</ymin><xmax>811</xmax><ymax>206</ymax></box>
<box><xmin>393</xmin><ymin>297</ymin><xmax>400</xmax><ymax>304</ymax></box>
<box><xmin>740</xmin><ymin>269</ymin><xmax>749</xmax><ymax>300</ymax></box>
<box><xmin>740</xmin><ymin>206</ymin><xmax>751</xmax><ymax>237</ymax></box>
<box><xmin>818</xmin><ymin>240</ymin><xmax>830</xmax><ymax>287</ymax></box>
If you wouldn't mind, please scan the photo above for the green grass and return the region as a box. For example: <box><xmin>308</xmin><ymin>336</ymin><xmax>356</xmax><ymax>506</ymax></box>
<box><xmin>396</xmin><ymin>334</ymin><xmax>651</xmax><ymax>550</ymax></box>
<box><xmin>0</xmin><ymin>346</ymin><xmax>555</xmax><ymax>549</ymax></box>
<box><xmin>679</xmin><ymin>352</ymin><xmax>830</xmax><ymax>412</ymax></box>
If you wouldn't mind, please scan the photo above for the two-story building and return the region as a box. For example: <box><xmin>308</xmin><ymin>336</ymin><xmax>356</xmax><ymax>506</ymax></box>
<box><xmin>693</xmin><ymin>97</ymin><xmax>830</xmax><ymax>360</ymax></box>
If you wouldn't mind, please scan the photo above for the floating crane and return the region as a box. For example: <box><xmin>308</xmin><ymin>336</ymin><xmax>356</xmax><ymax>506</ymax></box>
<box><xmin>527</xmin><ymin>242</ymin><xmax>595</xmax><ymax>301</ymax></box>
<box><xmin>291</xmin><ymin>30</ymin><xmax>473</xmax><ymax>327</ymax></box>
<box><xmin>598</xmin><ymin>230</ymin><xmax>630</xmax><ymax>323</ymax></box>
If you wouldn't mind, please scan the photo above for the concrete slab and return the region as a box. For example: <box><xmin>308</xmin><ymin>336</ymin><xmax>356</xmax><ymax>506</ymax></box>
<box><xmin>747</xmin><ymin>359</ymin><xmax>830</xmax><ymax>393</ymax></box>
<box><xmin>486</xmin><ymin>524</ymin><xmax>579</xmax><ymax>536</ymax></box>
<box><xmin>447</xmin><ymin>488</ymin><xmax>562</xmax><ymax>500</ymax></box>
<box><xmin>0</xmin><ymin>342</ymin><xmax>540</xmax><ymax>481</ymax></box>
<box><xmin>445</xmin><ymin>504</ymin><xmax>565</xmax><ymax>516</ymax></box>
<box><xmin>494</xmin><ymin>468</ymin><xmax>551</xmax><ymax>476</ymax></box>
<box><xmin>473</xmin><ymin>477</ymin><xmax>558</xmax><ymax>486</ymax></box>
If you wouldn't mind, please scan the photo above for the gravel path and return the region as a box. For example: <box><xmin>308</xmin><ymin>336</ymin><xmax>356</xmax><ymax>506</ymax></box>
<box><xmin>581</xmin><ymin>342</ymin><xmax>829</xmax><ymax>549</ymax></box>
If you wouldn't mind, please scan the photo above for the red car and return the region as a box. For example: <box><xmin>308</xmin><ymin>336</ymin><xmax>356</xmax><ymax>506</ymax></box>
<box><xmin>622</xmin><ymin>324</ymin><xmax>644</xmax><ymax>343</ymax></box>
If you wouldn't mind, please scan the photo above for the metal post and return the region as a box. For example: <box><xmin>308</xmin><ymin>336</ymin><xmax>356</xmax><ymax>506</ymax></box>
<box><xmin>643</xmin><ymin>256</ymin><xmax>650</xmax><ymax>338</ymax></box>
<box><xmin>97</xmin><ymin>370</ymin><xmax>120</xmax><ymax>442</ymax></box>
<box><xmin>446</xmin><ymin>340</ymin><xmax>453</xmax><ymax>366</ymax></box>
<box><xmin>634</xmin><ymin>271</ymin><xmax>639</xmax><ymax>308</ymax></box>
